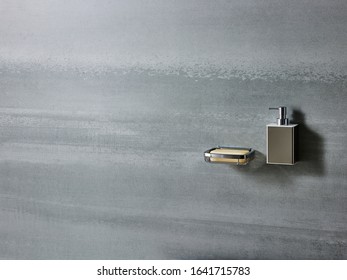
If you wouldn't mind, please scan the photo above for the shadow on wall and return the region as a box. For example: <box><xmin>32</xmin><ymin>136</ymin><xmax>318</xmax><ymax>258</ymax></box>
<box><xmin>230</xmin><ymin>108</ymin><xmax>325</xmax><ymax>183</ymax></box>
<box><xmin>291</xmin><ymin>108</ymin><xmax>325</xmax><ymax>176</ymax></box>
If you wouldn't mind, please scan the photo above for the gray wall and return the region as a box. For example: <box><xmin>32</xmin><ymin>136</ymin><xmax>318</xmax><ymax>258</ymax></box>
<box><xmin>0</xmin><ymin>0</ymin><xmax>346</xmax><ymax>259</ymax></box>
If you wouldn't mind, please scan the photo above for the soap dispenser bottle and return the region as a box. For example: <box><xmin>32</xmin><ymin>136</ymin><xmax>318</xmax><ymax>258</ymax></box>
<box><xmin>266</xmin><ymin>106</ymin><xmax>298</xmax><ymax>165</ymax></box>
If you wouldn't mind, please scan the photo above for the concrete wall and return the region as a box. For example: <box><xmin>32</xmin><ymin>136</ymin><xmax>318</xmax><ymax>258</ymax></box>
<box><xmin>0</xmin><ymin>0</ymin><xmax>346</xmax><ymax>259</ymax></box>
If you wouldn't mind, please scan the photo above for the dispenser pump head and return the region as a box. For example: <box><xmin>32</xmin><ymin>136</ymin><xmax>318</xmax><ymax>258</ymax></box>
<box><xmin>269</xmin><ymin>106</ymin><xmax>289</xmax><ymax>125</ymax></box>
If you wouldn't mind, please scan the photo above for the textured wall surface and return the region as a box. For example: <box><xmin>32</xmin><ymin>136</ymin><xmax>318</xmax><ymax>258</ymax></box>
<box><xmin>0</xmin><ymin>0</ymin><xmax>346</xmax><ymax>259</ymax></box>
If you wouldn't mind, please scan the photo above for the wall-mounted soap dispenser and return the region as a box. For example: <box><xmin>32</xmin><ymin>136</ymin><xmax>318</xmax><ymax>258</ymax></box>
<box><xmin>266</xmin><ymin>107</ymin><xmax>298</xmax><ymax>165</ymax></box>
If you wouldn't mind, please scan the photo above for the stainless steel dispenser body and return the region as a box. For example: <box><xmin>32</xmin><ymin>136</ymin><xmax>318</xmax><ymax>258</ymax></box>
<box><xmin>266</xmin><ymin>124</ymin><xmax>298</xmax><ymax>165</ymax></box>
<box><xmin>266</xmin><ymin>106</ymin><xmax>298</xmax><ymax>165</ymax></box>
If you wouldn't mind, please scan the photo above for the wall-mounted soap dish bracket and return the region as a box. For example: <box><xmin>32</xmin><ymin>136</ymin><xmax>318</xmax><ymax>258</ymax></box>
<box><xmin>204</xmin><ymin>146</ymin><xmax>255</xmax><ymax>165</ymax></box>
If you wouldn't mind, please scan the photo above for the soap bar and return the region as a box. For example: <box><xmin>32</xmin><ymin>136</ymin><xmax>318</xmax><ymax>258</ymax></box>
<box><xmin>204</xmin><ymin>147</ymin><xmax>255</xmax><ymax>165</ymax></box>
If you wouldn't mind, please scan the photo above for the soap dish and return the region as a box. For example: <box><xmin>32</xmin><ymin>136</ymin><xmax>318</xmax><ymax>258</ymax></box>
<box><xmin>204</xmin><ymin>146</ymin><xmax>255</xmax><ymax>165</ymax></box>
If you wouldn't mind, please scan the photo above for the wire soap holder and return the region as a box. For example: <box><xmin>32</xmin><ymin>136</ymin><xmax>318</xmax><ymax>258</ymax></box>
<box><xmin>204</xmin><ymin>146</ymin><xmax>255</xmax><ymax>165</ymax></box>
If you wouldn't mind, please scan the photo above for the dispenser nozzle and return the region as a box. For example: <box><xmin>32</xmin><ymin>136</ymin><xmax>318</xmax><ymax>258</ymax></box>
<box><xmin>269</xmin><ymin>106</ymin><xmax>289</xmax><ymax>125</ymax></box>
